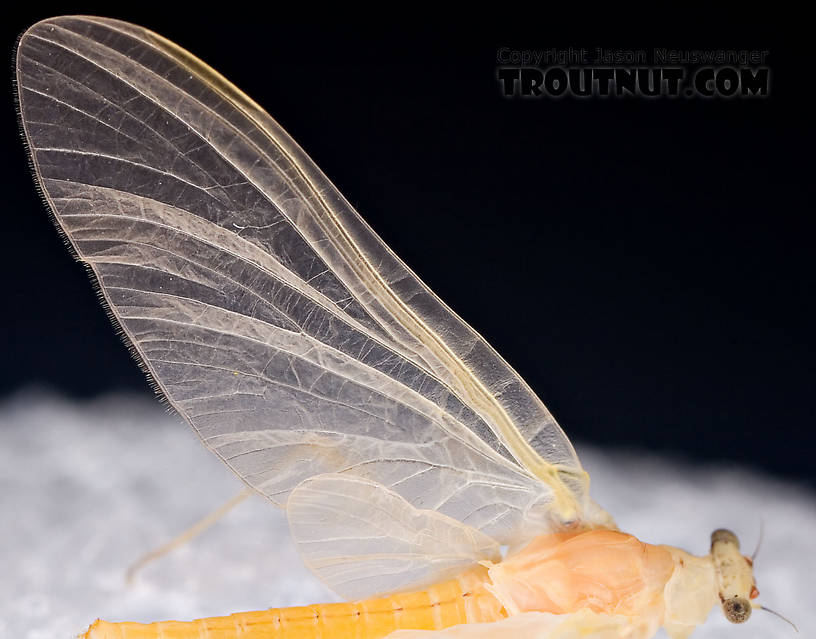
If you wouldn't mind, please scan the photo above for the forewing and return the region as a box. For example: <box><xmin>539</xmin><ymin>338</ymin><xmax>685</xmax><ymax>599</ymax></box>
<box><xmin>16</xmin><ymin>16</ymin><xmax>595</xmax><ymax>549</ymax></box>
<box><xmin>287</xmin><ymin>474</ymin><xmax>500</xmax><ymax>599</ymax></box>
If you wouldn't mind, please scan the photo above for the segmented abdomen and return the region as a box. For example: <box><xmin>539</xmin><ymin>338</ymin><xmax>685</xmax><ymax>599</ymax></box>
<box><xmin>83</xmin><ymin>570</ymin><xmax>504</xmax><ymax>639</ymax></box>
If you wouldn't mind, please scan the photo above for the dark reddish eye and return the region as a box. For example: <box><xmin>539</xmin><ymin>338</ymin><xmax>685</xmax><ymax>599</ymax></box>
<box><xmin>750</xmin><ymin>586</ymin><xmax>759</xmax><ymax>599</ymax></box>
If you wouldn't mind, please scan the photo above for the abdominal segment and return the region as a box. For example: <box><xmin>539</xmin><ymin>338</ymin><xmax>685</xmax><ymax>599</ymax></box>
<box><xmin>82</xmin><ymin>570</ymin><xmax>505</xmax><ymax>639</ymax></box>
<box><xmin>386</xmin><ymin>609</ymin><xmax>659</xmax><ymax>639</ymax></box>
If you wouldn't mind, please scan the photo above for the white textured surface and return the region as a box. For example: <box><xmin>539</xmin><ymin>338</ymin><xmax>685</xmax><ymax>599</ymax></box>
<box><xmin>1</xmin><ymin>391</ymin><xmax>813</xmax><ymax>639</ymax></box>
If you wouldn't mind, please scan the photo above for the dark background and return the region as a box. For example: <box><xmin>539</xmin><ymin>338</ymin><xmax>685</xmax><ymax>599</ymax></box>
<box><xmin>2</xmin><ymin>12</ymin><xmax>811</xmax><ymax>484</ymax></box>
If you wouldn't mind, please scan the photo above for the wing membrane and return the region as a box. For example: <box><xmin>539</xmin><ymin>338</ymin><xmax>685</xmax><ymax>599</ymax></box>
<box><xmin>16</xmin><ymin>17</ymin><xmax>594</xmax><ymax>549</ymax></box>
<box><xmin>287</xmin><ymin>474</ymin><xmax>500</xmax><ymax>599</ymax></box>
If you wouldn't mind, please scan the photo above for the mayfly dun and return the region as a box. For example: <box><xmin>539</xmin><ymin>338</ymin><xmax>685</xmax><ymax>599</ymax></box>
<box><xmin>15</xmin><ymin>16</ymin><xmax>783</xmax><ymax>639</ymax></box>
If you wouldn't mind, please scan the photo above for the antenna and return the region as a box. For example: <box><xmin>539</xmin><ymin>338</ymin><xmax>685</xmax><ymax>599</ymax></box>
<box><xmin>758</xmin><ymin>605</ymin><xmax>799</xmax><ymax>633</ymax></box>
<box><xmin>751</xmin><ymin>519</ymin><xmax>765</xmax><ymax>562</ymax></box>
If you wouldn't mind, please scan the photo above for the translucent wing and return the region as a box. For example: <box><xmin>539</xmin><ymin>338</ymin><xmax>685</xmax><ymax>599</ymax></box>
<box><xmin>16</xmin><ymin>16</ymin><xmax>604</xmax><ymax>564</ymax></box>
<box><xmin>286</xmin><ymin>473</ymin><xmax>501</xmax><ymax>599</ymax></box>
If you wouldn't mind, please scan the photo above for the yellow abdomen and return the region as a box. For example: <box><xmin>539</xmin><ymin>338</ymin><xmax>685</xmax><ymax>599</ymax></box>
<box><xmin>83</xmin><ymin>569</ymin><xmax>505</xmax><ymax>639</ymax></box>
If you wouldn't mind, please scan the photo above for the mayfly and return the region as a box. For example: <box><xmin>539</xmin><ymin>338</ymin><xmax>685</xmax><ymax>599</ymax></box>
<box><xmin>16</xmin><ymin>16</ymin><xmax>773</xmax><ymax>639</ymax></box>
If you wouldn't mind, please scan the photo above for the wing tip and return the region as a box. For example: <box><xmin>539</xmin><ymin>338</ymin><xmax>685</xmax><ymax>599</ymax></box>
<box><xmin>13</xmin><ymin>16</ymin><xmax>178</xmax><ymax>418</ymax></box>
<box><xmin>18</xmin><ymin>16</ymin><xmax>87</xmax><ymax>45</ymax></box>
<box><xmin>16</xmin><ymin>16</ymin><xmax>147</xmax><ymax>64</ymax></box>
<box><xmin>13</xmin><ymin>13</ymin><xmax>168</xmax><ymax>410</ymax></box>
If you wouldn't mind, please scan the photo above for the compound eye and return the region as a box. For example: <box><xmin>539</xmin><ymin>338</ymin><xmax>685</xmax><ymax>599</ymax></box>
<box><xmin>723</xmin><ymin>597</ymin><xmax>752</xmax><ymax>623</ymax></box>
